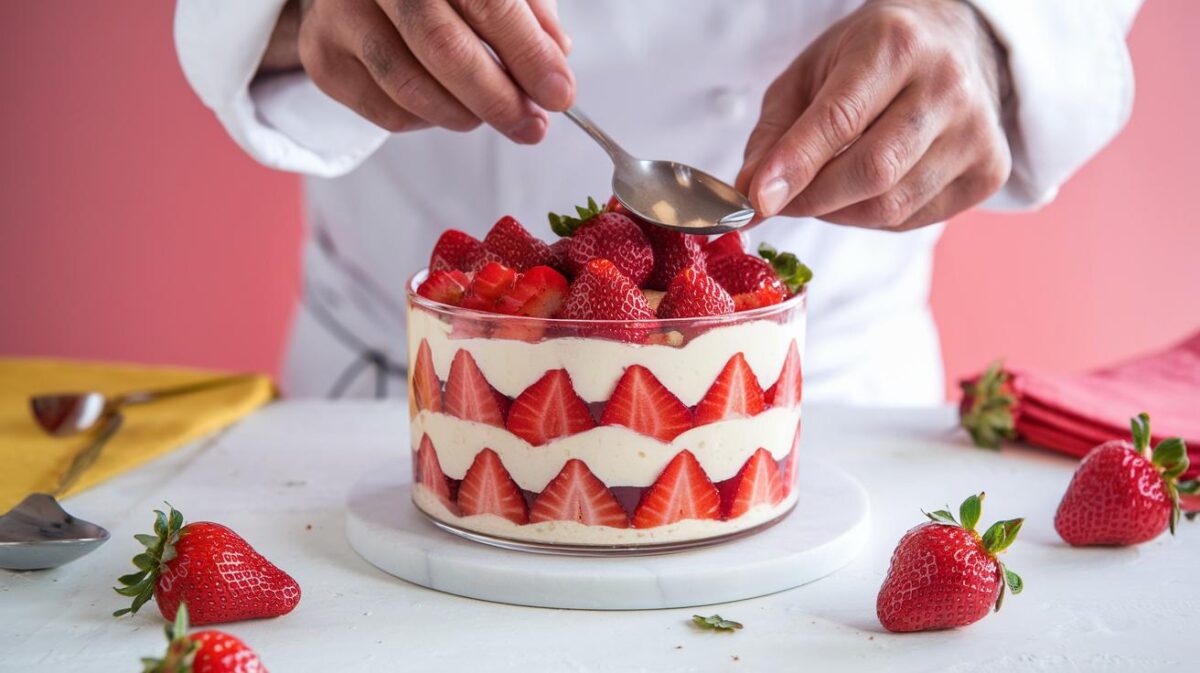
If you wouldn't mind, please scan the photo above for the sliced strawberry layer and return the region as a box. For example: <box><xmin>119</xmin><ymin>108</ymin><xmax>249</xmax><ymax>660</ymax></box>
<box><xmin>600</xmin><ymin>365</ymin><xmax>692</xmax><ymax>441</ymax></box>
<box><xmin>632</xmin><ymin>450</ymin><xmax>721</xmax><ymax>528</ymax></box>
<box><xmin>416</xmin><ymin>434</ymin><xmax>457</xmax><ymax>513</ymax></box>
<box><xmin>530</xmin><ymin>459</ymin><xmax>629</xmax><ymax>528</ymax></box>
<box><xmin>416</xmin><ymin>269</ymin><xmax>469</xmax><ymax>306</ymax></box>
<box><xmin>444</xmin><ymin>350</ymin><xmax>508</xmax><ymax>427</ymax></box>
<box><xmin>783</xmin><ymin>421</ymin><xmax>801</xmax><ymax>496</ymax></box>
<box><xmin>694</xmin><ymin>353</ymin><xmax>765</xmax><ymax>425</ymax></box>
<box><xmin>723</xmin><ymin>448</ymin><xmax>785</xmax><ymax>519</ymax></box>
<box><xmin>456</xmin><ymin>448</ymin><xmax>529</xmax><ymax>524</ymax></box>
<box><xmin>466</xmin><ymin>261</ymin><xmax>518</xmax><ymax>308</ymax></box>
<box><xmin>764</xmin><ymin>340</ymin><xmax>803</xmax><ymax>408</ymax></box>
<box><xmin>495</xmin><ymin>265</ymin><xmax>568</xmax><ymax>317</ymax></box>
<box><xmin>410</xmin><ymin>339</ymin><xmax>442</xmax><ymax>413</ymax></box>
<box><xmin>506</xmin><ymin>369</ymin><xmax>596</xmax><ymax>445</ymax></box>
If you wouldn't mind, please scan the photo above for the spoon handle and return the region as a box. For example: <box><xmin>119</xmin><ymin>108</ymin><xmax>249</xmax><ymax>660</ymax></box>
<box><xmin>115</xmin><ymin>374</ymin><xmax>257</xmax><ymax>406</ymax></box>
<box><xmin>52</xmin><ymin>413</ymin><xmax>124</xmax><ymax>497</ymax></box>
<box><xmin>563</xmin><ymin>107</ymin><xmax>631</xmax><ymax>163</ymax></box>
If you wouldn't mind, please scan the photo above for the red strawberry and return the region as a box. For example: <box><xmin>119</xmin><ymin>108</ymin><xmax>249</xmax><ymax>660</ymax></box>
<box><xmin>1054</xmin><ymin>413</ymin><xmax>1193</xmax><ymax>546</ymax></box>
<box><xmin>703</xmin><ymin>231</ymin><xmax>746</xmax><ymax>262</ymax></box>
<box><xmin>558</xmin><ymin>259</ymin><xmax>655</xmax><ymax>341</ymax></box>
<box><xmin>530</xmin><ymin>459</ymin><xmax>629</xmax><ymax>528</ymax></box>
<box><xmin>877</xmin><ymin>493</ymin><xmax>1024</xmax><ymax>633</ymax></box>
<box><xmin>141</xmin><ymin>604</ymin><xmax>266</xmax><ymax>673</ymax></box>
<box><xmin>410</xmin><ymin>339</ymin><xmax>441</xmax><ymax>413</ymax></box>
<box><xmin>416</xmin><ymin>269</ymin><xmax>469</xmax><ymax>306</ymax></box>
<box><xmin>707</xmin><ymin>253</ymin><xmax>786</xmax><ymax>296</ymax></box>
<box><xmin>958</xmin><ymin>361</ymin><xmax>1020</xmax><ymax>450</ymax></box>
<box><xmin>495</xmin><ymin>266</ymin><xmax>569</xmax><ymax>317</ymax></box>
<box><xmin>565</xmin><ymin>212</ymin><xmax>654</xmax><ymax>286</ymax></box>
<box><xmin>732</xmin><ymin>280</ymin><xmax>786</xmax><ymax>312</ymax></box>
<box><xmin>462</xmin><ymin>261</ymin><xmax>518</xmax><ymax>312</ymax></box>
<box><xmin>632</xmin><ymin>450</ymin><xmax>721</xmax><ymax>528</ymax></box>
<box><xmin>484</xmin><ymin>215</ymin><xmax>553</xmax><ymax>271</ymax></box>
<box><xmin>694</xmin><ymin>353</ymin><xmax>765</xmax><ymax>425</ymax></box>
<box><xmin>643</xmin><ymin>228</ymin><xmax>707</xmax><ymax>290</ymax></box>
<box><xmin>456</xmin><ymin>448</ymin><xmax>528</xmax><ymax>524</ymax></box>
<box><xmin>505</xmin><ymin>369</ymin><xmax>596</xmax><ymax>445</ymax></box>
<box><xmin>429</xmin><ymin>229</ymin><xmax>498</xmax><ymax>273</ymax></box>
<box><xmin>114</xmin><ymin>505</ymin><xmax>301</xmax><ymax>625</ymax></box>
<box><xmin>604</xmin><ymin>194</ymin><xmax>626</xmax><ymax>214</ymax></box>
<box><xmin>416</xmin><ymin>434</ymin><xmax>456</xmax><ymax>513</ymax></box>
<box><xmin>723</xmin><ymin>448</ymin><xmax>785</xmax><ymax>519</ymax></box>
<box><xmin>782</xmin><ymin>421</ymin><xmax>801</xmax><ymax>495</ymax></box>
<box><xmin>656</xmin><ymin>266</ymin><xmax>735</xmax><ymax>318</ymax></box>
<box><xmin>548</xmin><ymin>238</ymin><xmax>573</xmax><ymax>275</ymax></box>
<box><xmin>601</xmin><ymin>365</ymin><xmax>692</xmax><ymax>442</ymax></box>
<box><xmin>764</xmin><ymin>340</ymin><xmax>802</xmax><ymax>408</ymax></box>
<box><xmin>443</xmin><ymin>349</ymin><xmax>508</xmax><ymax>427</ymax></box>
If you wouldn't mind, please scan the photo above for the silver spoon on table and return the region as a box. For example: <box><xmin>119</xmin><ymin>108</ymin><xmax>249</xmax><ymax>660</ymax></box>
<box><xmin>563</xmin><ymin>106</ymin><xmax>755</xmax><ymax>235</ymax></box>
<box><xmin>0</xmin><ymin>375</ymin><xmax>254</xmax><ymax>570</ymax></box>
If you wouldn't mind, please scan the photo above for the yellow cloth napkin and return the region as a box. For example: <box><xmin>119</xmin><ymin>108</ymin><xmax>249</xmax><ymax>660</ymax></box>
<box><xmin>0</xmin><ymin>358</ymin><xmax>274</xmax><ymax>511</ymax></box>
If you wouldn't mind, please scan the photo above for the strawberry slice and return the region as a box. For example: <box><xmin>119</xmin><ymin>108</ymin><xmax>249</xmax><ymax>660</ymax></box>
<box><xmin>632</xmin><ymin>450</ymin><xmax>721</xmax><ymax>528</ymax></box>
<box><xmin>530</xmin><ymin>459</ymin><xmax>629</xmax><ymax>528</ymax></box>
<box><xmin>703</xmin><ymin>231</ymin><xmax>746</xmax><ymax>262</ymax></box>
<box><xmin>416</xmin><ymin>434</ymin><xmax>457</xmax><ymax>513</ymax></box>
<box><xmin>558</xmin><ymin>259</ymin><xmax>655</xmax><ymax>341</ymax></box>
<box><xmin>495</xmin><ymin>266</ymin><xmax>569</xmax><ymax>317</ymax></box>
<box><xmin>443</xmin><ymin>349</ymin><xmax>508</xmax><ymax>427</ymax></box>
<box><xmin>765</xmin><ymin>340</ymin><xmax>803</xmax><ymax>408</ymax></box>
<box><xmin>506</xmin><ymin>369</ymin><xmax>595</xmax><ymax>445</ymax></box>
<box><xmin>416</xmin><ymin>269</ymin><xmax>470</xmax><ymax>306</ymax></box>
<box><xmin>456</xmin><ymin>448</ymin><xmax>528</xmax><ymax>524</ymax></box>
<box><xmin>462</xmin><ymin>261</ymin><xmax>518</xmax><ymax>312</ymax></box>
<box><xmin>732</xmin><ymin>280</ymin><xmax>786</xmax><ymax>312</ymax></box>
<box><xmin>643</xmin><ymin>228</ymin><xmax>707</xmax><ymax>290</ymax></box>
<box><xmin>600</xmin><ymin>365</ymin><xmax>692</xmax><ymax>441</ymax></box>
<box><xmin>410</xmin><ymin>338</ymin><xmax>441</xmax><ymax>413</ymax></box>
<box><xmin>694</xmin><ymin>353</ymin><xmax>765</xmax><ymax>425</ymax></box>
<box><xmin>430</xmin><ymin>229</ymin><xmax>499</xmax><ymax>272</ymax></box>
<box><xmin>564</xmin><ymin>212</ymin><xmax>654</xmax><ymax>286</ymax></box>
<box><xmin>484</xmin><ymin>215</ymin><xmax>553</xmax><ymax>271</ymax></box>
<box><xmin>782</xmin><ymin>421</ymin><xmax>801</xmax><ymax>495</ymax></box>
<box><xmin>723</xmin><ymin>448</ymin><xmax>785</xmax><ymax>519</ymax></box>
<box><xmin>656</xmin><ymin>265</ymin><xmax>735</xmax><ymax>318</ymax></box>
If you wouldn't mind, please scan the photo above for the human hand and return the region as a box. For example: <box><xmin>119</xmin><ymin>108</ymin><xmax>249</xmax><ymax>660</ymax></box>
<box><xmin>292</xmin><ymin>0</ymin><xmax>574</xmax><ymax>143</ymax></box>
<box><xmin>736</xmin><ymin>0</ymin><xmax>1012</xmax><ymax>231</ymax></box>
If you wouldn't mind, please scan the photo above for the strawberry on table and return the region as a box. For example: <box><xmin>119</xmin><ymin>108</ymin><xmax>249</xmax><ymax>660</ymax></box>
<box><xmin>1055</xmin><ymin>413</ymin><xmax>1195</xmax><ymax>546</ymax></box>
<box><xmin>530</xmin><ymin>459</ymin><xmax>629</xmax><ymax>528</ymax></box>
<box><xmin>113</xmin><ymin>506</ymin><xmax>301</xmax><ymax>625</ymax></box>
<box><xmin>632</xmin><ymin>450</ymin><xmax>721</xmax><ymax>528</ymax></box>
<box><xmin>416</xmin><ymin>269</ymin><xmax>469</xmax><ymax>306</ymax></box>
<box><xmin>429</xmin><ymin>229</ymin><xmax>498</xmax><ymax>273</ymax></box>
<box><xmin>457</xmin><ymin>448</ymin><xmax>529</xmax><ymax>524</ymax></box>
<box><xmin>694</xmin><ymin>352</ymin><xmax>765</xmax><ymax>425</ymax></box>
<box><xmin>558</xmin><ymin>259</ymin><xmax>656</xmax><ymax>341</ymax></box>
<box><xmin>506</xmin><ymin>369</ymin><xmax>596</xmax><ymax>445</ymax></box>
<box><xmin>600</xmin><ymin>365</ymin><xmax>693</xmax><ymax>442</ymax></box>
<box><xmin>877</xmin><ymin>493</ymin><xmax>1024</xmax><ymax>633</ymax></box>
<box><xmin>957</xmin><ymin>361</ymin><xmax>1019</xmax><ymax>450</ymax></box>
<box><xmin>656</xmin><ymin>266</ymin><xmax>735</xmax><ymax>318</ymax></box>
<box><xmin>443</xmin><ymin>349</ymin><xmax>508</xmax><ymax>427</ymax></box>
<box><xmin>484</xmin><ymin>215</ymin><xmax>554</xmax><ymax>271</ymax></box>
<box><xmin>141</xmin><ymin>603</ymin><xmax>267</xmax><ymax>673</ymax></box>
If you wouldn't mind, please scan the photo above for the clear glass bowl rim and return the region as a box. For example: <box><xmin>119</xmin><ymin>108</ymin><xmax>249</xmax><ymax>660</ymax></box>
<box><xmin>406</xmin><ymin>269</ymin><xmax>806</xmax><ymax>328</ymax></box>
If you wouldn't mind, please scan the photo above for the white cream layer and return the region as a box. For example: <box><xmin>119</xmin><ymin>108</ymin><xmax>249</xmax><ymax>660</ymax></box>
<box><xmin>408</xmin><ymin>306</ymin><xmax>805</xmax><ymax>406</ymax></box>
<box><xmin>413</xmin><ymin>483</ymin><xmax>796</xmax><ymax>545</ymax></box>
<box><xmin>412</xmin><ymin>407</ymin><xmax>801</xmax><ymax>491</ymax></box>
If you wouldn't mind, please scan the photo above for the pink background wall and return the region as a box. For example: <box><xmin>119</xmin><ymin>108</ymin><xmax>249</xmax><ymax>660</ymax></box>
<box><xmin>2</xmin><ymin>3</ymin><xmax>1197</xmax><ymax>398</ymax></box>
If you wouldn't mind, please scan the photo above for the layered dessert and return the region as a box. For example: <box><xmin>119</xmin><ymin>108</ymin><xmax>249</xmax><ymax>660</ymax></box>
<box><xmin>407</xmin><ymin>197</ymin><xmax>811</xmax><ymax>551</ymax></box>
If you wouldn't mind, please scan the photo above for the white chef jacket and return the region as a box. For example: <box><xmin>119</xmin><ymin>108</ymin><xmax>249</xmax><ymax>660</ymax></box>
<box><xmin>174</xmin><ymin>1</ymin><xmax>1140</xmax><ymax>404</ymax></box>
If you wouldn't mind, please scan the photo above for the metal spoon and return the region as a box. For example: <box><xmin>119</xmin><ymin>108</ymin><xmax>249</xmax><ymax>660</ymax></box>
<box><xmin>0</xmin><ymin>414</ymin><xmax>122</xmax><ymax>570</ymax></box>
<box><xmin>563</xmin><ymin>106</ymin><xmax>755</xmax><ymax>235</ymax></box>
<box><xmin>30</xmin><ymin>374</ymin><xmax>254</xmax><ymax>437</ymax></box>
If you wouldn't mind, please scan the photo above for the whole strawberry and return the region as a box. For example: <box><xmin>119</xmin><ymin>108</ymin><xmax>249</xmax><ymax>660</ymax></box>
<box><xmin>1055</xmin><ymin>413</ymin><xmax>1194</xmax><ymax>546</ymax></box>
<box><xmin>550</xmin><ymin>198</ymin><xmax>654</xmax><ymax>285</ymax></box>
<box><xmin>877</xmin><ymin>493</ymin><xmax>1024</xmax><ymax>633</ymax></box>
<box><xmin>115</xmin><ymin>506</ymin><xmax>301</xmax><ymax>625</ymax></box>
<box><xmin>142</xmin><ymin>603</ymin><xmax>267</xmax><ymax>673</ymax></box>
<box><xmin>483</xmin><ymin>215</ymin><xmax>553</xmax><ymax>271</ymax></box>
<box><xmin>958</xmin><ymin>360</ymin><xmax>1020</xmax><ymax>449</ymax></box>
<box><xmin>657</xmin><ymin>266</ymin><xmax>734</xmax><ymax>318</ymax></box>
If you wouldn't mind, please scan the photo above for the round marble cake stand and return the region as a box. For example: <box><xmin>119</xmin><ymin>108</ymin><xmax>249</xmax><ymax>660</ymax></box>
<box><xmin>345</xmin><ymin>459</ymin><xmax>869</xmax><ymax>610</ymax></box>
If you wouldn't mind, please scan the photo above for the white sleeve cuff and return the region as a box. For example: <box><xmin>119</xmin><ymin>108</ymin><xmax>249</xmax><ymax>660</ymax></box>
<box><xmin>967</xmin><ymin>0</ymin><xmax>1139</xmax><ymax>211</ymax></box>
<box><xmin>173</xmin><ymin>0</ymin><xmax>389</xmax><ymax>178</ymax></box>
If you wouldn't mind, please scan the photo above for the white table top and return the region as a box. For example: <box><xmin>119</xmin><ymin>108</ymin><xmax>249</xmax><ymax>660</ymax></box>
<box><xmin>3</xmin><ymin>401</ymin><xmax>1196</xmax><ymax>672</ymax></box>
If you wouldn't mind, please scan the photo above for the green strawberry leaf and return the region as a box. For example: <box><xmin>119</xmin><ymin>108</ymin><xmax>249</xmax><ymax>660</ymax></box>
<box><xmin>548</xmin><ymin>196</ymin><xmax>606</xmax><ymax>237</ymax></box>
<box><xmin>757</xmin><ymin>243</ymin><xmax>813</xmax><ymax>293</ymax></box>
<box><xmin>692</xmin><ymin>614</ymin><xmax>743</xmax><ymax>632</ymax></box>
<box><xmin>1130</xmin><ymin>412</ymin><xmax>1151</xmax><ymax>454</ymax></box>
<box><xmin>923</xmin><ymin>509</ymin><xmax>958</xmax><ymax>526</ymax></box>
<box><xmin>958</xmin><ymin>361</ymin><xmax>1016</xmax><ymax>450</ymax></box>
<box><xmin>1152</xmin><ymin>437</ymin><xmax>1189</xmax><ymax>480</ymax></box>
<box><xmin>959</xmin><ymin>493</ymin><xmax>983</xmax><ymax>532</ymax></box>
<box><xmin>1005</xmin><ymin>567</ymin><xmax>1023</xmax><ymax>595</ymax></box>
<box><xmin>981</xmin><ymin>518</ymin><xmax>1024</xmax><ymax>555</ymax></box>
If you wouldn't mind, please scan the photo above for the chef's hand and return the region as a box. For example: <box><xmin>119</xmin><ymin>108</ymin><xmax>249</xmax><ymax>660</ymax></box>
<box><xmin>735</xmin><ymin>0</ymin><xmax>1012</xmax><ymax>231</ymax></box>
<box><xmin>262</xmin><ymin>0</ymin><xmax>574</xmax><ymax>143</ymax></box>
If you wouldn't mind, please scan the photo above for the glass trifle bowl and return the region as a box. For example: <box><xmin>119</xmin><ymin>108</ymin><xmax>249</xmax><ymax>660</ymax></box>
<box><xmin>406</xmin><ymin>272</ymin><xmax>806</xmax><ymax>554</ymax></box>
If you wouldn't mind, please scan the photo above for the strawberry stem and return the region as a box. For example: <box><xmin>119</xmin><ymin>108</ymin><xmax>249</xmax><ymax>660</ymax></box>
<box><xmin>959</xmin><ymin>361</ymin><xmax>1017</xmax><ymax>449</ymax></box>
<box><xmin>548</xmin><ymin>196</ymin><xmax>606</xmax><ymax>237</ymax></box>
<box><xmin>1132</xmin><ymin>413</ymin><xmax>1190</xmax><ymax>535</ymax></box>
<box><xmin>141</xmin><ymin>603</ymin><xmax>199</xmax><ymax>673</ymax></box>
<box><xmin>757</xmin><ymin>243</ymin><xmax>813</xmax><ymax>293</ymax></box>
<box><xmin>114</xmin><ymin>504</ymin><xmax>185</xmax><ymax>618</ymax></box>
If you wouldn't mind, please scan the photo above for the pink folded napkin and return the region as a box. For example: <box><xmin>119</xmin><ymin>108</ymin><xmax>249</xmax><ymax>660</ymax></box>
<box><xmin>961</xmin><ymin>330</ymin><xmax>1200</xmax><ymax>480</ymax></box>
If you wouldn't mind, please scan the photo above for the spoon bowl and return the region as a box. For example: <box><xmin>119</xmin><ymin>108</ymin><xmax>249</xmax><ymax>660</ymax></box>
<box><xmin>564</xmin><ymin>107</ymin><xmax>754</xmax><ymax>234</ymax></box>
<box><xmin>0</xmin><ymin>493</ymin><xmax>110</xmax><ymax>570</ymax></box>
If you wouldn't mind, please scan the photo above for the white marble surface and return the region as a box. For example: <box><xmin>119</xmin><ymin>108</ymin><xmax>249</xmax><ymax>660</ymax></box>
<box><xmin>2</xmin><ymin>401</ymin><xmax>1197</xmax><ymax>672</ymax></box>
<box><xmin>346</xmin><ymin>459</ymin><xmax>869</xmax><ymax>609</ymax></box>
